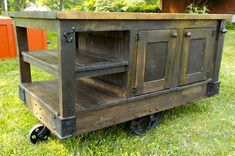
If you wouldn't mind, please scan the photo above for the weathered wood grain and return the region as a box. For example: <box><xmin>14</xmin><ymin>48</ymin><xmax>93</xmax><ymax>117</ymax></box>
<box><xmin>179</xmin><ymin>28</ymin><xmax>215</xmax><ymax>85</ymax></box>
<box><xmin>22</xmin><ymin>50</ymin><xmax>58</xmax><ymax>75</ymax></box>
<box><xmin>21</xmin><ymin>50</ymin><xmax>128</xmax><ymax>77</ymax></box>
<box><xmin>15</xmin><ymin>27</ymin><xmax>31</xmax><ymax>83</ymax></box>
<box><xmin>75</xmin><ymin>83</ymin><xmax>207</xmax><ymax>135</ymax></box>
<box><xmin>136</xmin><ymin>29</ymin><xmax>177</xmax><ymax>94</ymax></box>
<box><xmin>13</xmin><ymin>18</ymin><xmax>59</xmax><ymax>32</ymax></box>
<box><xmin>21</xmin><ymin>78</ymin><xmax>127</xmax><ymax>114</ymax></box>
<box><xmin>5</xmin><ymin>11</ymin><xmax>232</xmax><ymax>20</ymax></box>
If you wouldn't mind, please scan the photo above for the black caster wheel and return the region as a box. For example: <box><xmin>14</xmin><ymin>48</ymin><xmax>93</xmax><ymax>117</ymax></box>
<box><xmin>127</xmin><ymin>112</ymin><xmax>163</xmax><ymax>136</ymax></box>
<box><xmin>149</xmin><ymin>111</ymin><xmax>163</xmax><ymax>129</ymax></box>
<box><xmin>29</xmin><ymin>124</ymin><xmax>51</xmax><ymax>144</ymax></box>
<box><xmin>127</xmin><ymin>116</ymin><xmax>152</xmax><ymax>136</ymax></box>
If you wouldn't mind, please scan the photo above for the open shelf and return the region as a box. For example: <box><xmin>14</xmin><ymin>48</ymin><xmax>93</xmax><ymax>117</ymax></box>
<box><xmin>21</xmin><ymin>78</ymin><xmax>127</xmax><ymax>114</ymax></box>
<box><xmin>22</xmin><ymin>50</ymin><xmax>128</xmax><ymax>77</ymax></box>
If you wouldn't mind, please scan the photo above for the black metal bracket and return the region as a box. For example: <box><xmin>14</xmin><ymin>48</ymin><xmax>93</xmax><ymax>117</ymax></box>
<box><xmin>19</xmin><ymin>85</ymin><xmax>26</xmax><ymax>104</ymax></box>
<box><xmin>135</xmin><ymin>33</ymin><xmax>143</xmax><ymax>41</ymax></box>
<box><xmin>53</xmin><ymin>115</ymin><xmax>76</xmax><ymax>139</ymax></box>
<box><xmin>63</xmin><ymin>27</ymin><xmax>76</xmax><ymax>43</ymax></box>
<box><xmin>221</xmin><ymin>27</ymin><xmax>228</xmax><ymax>34</ymax></box>
<box><xmin>207</xmin><ymin>81</ymin><xmax>221</xmax><ymax>97</ymax></box>
<box><xmin>131</xmin><ymin>88</ymin><xmax>138</xmax><ymax>95</ymax></box>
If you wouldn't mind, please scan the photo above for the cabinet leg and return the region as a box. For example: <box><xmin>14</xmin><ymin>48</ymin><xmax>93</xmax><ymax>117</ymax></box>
<box><xmin>15</xmin><ymin>27</ymin><xmax>31</xmax><ymax>83</ymax></box>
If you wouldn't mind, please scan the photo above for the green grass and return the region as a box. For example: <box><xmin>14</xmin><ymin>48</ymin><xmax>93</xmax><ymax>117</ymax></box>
<box><xmin>0</xmin><ymin>31</ymin><xmax>235</xmax><ymax>156</ymax></box>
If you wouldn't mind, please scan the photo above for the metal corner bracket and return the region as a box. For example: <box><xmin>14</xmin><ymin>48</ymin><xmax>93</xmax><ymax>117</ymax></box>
<box><xmin>19</xmin><ymin>85</ymin><xmax>26</xmax><ymax>104</ymax></box>
<box><xmin>207</xmin><ymin>81</ymin><xmax>221</xmax><ymax>97</ymax></box>
<box><xmin>53</xmin><ymin>115</ymin><xmax>76</xmax><ymax>139</ymax></box>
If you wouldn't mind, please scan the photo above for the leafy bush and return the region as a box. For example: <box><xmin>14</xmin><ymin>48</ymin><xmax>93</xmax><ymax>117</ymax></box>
<box><xmin>187</xmin><ymin>3</ymin><xmax>209</xmax><ymax>14</ymax></box>
<box><xmin>125</xmin><ymin>4</ymin><xmax>161</xmax><ymax>13</ymax></box>
<box><xmin>94</xmin><ymin>0</ymin><xmax>160</xmax><ymax>12</ymax></box>
<box><xmin>2</xmin><ymin>0</ymin><xmax>160</xmax><ymax>12</ymax></box>
<box><xmin>80</xmin><ymin>0</ymin><xmax>96</xmax><ymax>12</ymax></box>
<box><xmin>226</xmin><ymin>22</ymin><xmax>235</xmax><ymax>30</ymax></box>
<box><xmin>186</xmin><ymin>0</ymin><xmax>217</xmax><ymax>14</ymax></box>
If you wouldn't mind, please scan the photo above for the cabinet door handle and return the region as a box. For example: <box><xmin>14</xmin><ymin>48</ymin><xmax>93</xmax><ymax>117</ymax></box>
<box><xmin>185</xmin><ymin>32</ymin><xmax>191</xmax><ymax>37</ymax></box>
<box><xmin>171</xmin><ymin>32</ymin><xmax>178</xmax><ymax>38</ymax></box>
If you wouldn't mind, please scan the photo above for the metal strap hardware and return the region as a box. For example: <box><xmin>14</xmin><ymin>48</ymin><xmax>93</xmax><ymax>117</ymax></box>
<box><xmin>63</xmin><ymin>27</ymin><xmax>76</xmax><ymax>43</ymax></box>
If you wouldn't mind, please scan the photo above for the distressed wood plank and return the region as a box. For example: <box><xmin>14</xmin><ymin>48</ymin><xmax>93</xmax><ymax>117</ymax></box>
<box><xmin>21</xmin><ymin>78</ymin><xmax>127</xmax><ymax>114</ymax></box>
<box><xmin>75</xmin><ymin>83</ymin><xmax>207</xmax><ymax>135</ymax></box>
<box><xmin>179</xmin><ymin>28</ymin><xmax>215</xmax><ymax>85</ymax></box>
<box><xmin>15</xmin><ymin>27</ymin><xmax>31</xmax><ymax>83</ymax></box>
<box><xmin>136</xmin><ymin>29</ymin><xmax>177</xmax><ymax>94</ymax></box>
<box><xmin>13</xmin><ymin>18</ymin><xmax>59</xmax><ymax>32</ymax></box>
<box><xmin>21</xmin><ymin>50</ymin><xmax>128</xmax><ymax>77</ymax></box>
<box><xmin>57</xmin><ymin>12</ymin><xmax>232</xmax><ymax>20</ymax></box>
<box><xmin>4</xmin><ymin>11</ymin><xmax>57</xmax><ymax>19</ymax></box>
<box><xmin>22</xmin><ymin>50</ymin><xmax>58</xmax><ymax>75</ymax></box>
<box><xmin>5</xmin><ymin>11</ymin><xmax>232</xmax><ymax>20</ymax></box>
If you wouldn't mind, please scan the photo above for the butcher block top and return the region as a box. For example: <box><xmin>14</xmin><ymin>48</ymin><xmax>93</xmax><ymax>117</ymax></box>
<box><xmin>4</xmin><ymin>11</ymin><xmax>232</xmax><ymax>20</ymax></box>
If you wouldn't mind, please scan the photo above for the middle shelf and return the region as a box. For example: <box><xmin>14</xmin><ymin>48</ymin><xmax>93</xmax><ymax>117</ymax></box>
<box><xmin>22</xmin><ymin>50</ymin><xmax>128</xmax><ymax>78</ymax></box>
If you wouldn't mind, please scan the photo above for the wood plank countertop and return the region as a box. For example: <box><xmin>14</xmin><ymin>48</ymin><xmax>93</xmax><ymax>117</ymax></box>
<box><xmin>4</xmin><ymin>11</ymin><xmax>232</xmax><ymax>20</ymax></box>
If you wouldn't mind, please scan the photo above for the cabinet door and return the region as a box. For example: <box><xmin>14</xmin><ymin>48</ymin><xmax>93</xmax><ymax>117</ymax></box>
<box><xmin>179</xmin><ymin>28</ymin><xmax>215</xmax><ymax>85</ymax></box>
<box><xmin>135</xmin><ymin>29</ymin><xmax>177</xmax><ymax>94</ymax></box>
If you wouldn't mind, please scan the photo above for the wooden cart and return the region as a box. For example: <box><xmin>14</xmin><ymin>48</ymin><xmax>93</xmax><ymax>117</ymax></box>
<box><xmin>6</xmin><ymin>11</ymin><xmax>231</xmax><ymax>144</ymax></box>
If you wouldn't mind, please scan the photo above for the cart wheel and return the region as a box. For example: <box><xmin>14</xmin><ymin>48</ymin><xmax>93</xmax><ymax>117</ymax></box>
<box><xmin>127</xmin><ymin>112</ymin><xmax>163</xmax><ymax>136</ymax></box>
<box><xmin>29</xmin><ymin>124</ymin><xmax>51</xmax><ymax>144</ymax></box>
<box><xmin>149</xmin><ymin>111</ymin><xmax>163</xmax><ymax>129</ymax></box>
<box><xmin>128</xmin><ymin>116</ymin><xmax>152</xmax><ymax>136</ymax></box>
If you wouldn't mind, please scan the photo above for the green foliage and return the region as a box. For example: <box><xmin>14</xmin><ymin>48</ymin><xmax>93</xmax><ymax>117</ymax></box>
<box><xmin>1</xmin><ymin>0</ymin><xmax>36</xmax><ymax>11</ymax></box>
<box><xmin>80</xmin><ymin>0</ymin><xmax>96</xmax><ymax>12</ymax></box>
<box><xmin>226</xmin><ymin>22</ymin><xmax>235</xmax><ymax>30</ymax></box>
<box><xmin>94</xmin><ymin>0</ymin><xmax>114</xmax><ymax>12</ymax></box>
<box><xmin>125</xmin><ymin>4</ymin><xmax>161</xmax><ymax>13</ymax></box>
<box><xmin>187</xmin><ymin>0</ymin><xmax>217</xmax><ymax>14</ymax></box>
<box><xmin>94</xmin><ymin>0</ymin><xmax>160</xmax><ymax>12</ymax></box>
<box><xmin>187</xmin><ymin>3</ymin><xmax>209</xmax><ymax>14</ymax></box>
<box><xmin>1</xmin><ymin>0</ymin><xmax>161</xmax><ymax>12</ymax></box>
<box><xmin>40</xmin><ymin>0</ymin><xmax>83</xmax><ymax>10</ymax></box>
<box><xmin>0</xmin><ymin>1</ymin><xmax>3</xmax><ymax>13</ymax></box>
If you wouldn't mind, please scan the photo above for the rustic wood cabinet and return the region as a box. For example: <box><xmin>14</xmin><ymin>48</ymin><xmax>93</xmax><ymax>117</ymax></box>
<box><xmin>6</xmin><ymin>11</ymin><xmax>231</xmax><ymax>143</ymax></box>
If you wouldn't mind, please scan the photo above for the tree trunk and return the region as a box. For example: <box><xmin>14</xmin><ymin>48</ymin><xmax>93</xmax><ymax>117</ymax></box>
<box><xmin>59</xmin><ymin>0</ymin><xmax>63</xmax><ymax>10</ymax></box>
<box><xmin>20</xmin><ymin>0</ymin><xmax>26</xmax><ymax>11</ymax></box>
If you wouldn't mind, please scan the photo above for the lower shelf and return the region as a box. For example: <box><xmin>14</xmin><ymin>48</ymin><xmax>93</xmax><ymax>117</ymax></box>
<box><xmin>21</xmin><ymin>78</ymin><xmax>127</xmax><ymax>114</ymax></box>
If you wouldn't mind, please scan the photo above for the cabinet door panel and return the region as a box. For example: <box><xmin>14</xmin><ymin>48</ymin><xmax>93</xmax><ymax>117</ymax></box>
<box><xmin>144</xmin><ymin>42</ymin><xmax>168</xmax><ymax>82</ymax></box>
<box><xmin>136</xmin><ymin>29</ymin><xmax>177</xmax><ymax>94</ymax></box>
<box><xmin>179</xmin><ymin>28</ymin><xmax>215</xmax><ymax>85</ymax></box>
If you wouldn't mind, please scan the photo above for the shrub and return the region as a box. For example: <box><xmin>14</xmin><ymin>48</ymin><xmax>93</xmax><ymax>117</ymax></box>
<box><xmin>125</xmin><ymin>4</ymin><xmax>161</xmax><ymax>13</ymax></box>
<box><xmin>187</xmin><ymin>3</ymin><xmax>209</xmax><ymax>14</ymax></box>
<box><xmin>226</xmin><ymin>22</ymin><xmax>235</xmax><ymax>30</ymax></box>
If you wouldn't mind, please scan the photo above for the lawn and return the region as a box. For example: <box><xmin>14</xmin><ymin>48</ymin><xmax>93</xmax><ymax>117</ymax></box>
<box><xmin>0</xmin><ymin>31</ymin><xmax>235</xmax><ymax>156</ymax></box>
